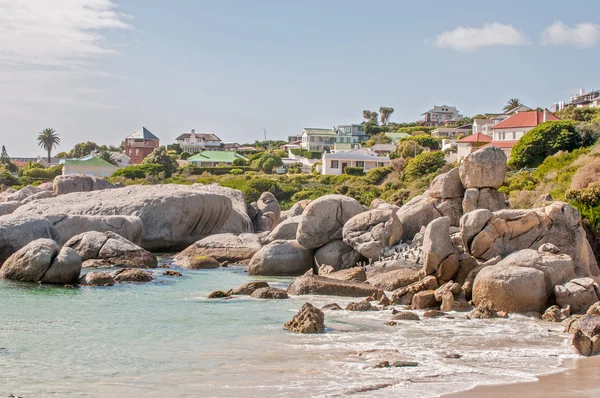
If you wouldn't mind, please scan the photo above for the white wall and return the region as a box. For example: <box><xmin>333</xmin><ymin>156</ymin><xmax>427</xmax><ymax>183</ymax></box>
<box><xmin>492</xmin><ymin>127</ymin><xmax>530</xmax><ymax>141</ymax></box>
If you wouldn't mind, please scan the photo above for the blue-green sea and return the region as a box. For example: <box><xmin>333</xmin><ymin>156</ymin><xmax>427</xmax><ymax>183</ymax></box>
<box><xmin>0</xmin><ymin>262</ymin><xmax>577</xmax><ymax>397</ymax></box>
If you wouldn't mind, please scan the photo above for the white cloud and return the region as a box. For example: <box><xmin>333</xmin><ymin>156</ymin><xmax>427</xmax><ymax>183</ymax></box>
<box><xmin>435</xmin><ymin>23</ymin><xmax>529</xmax><ymax>52</ymax></box>
<box><xmin>541</xmin><ymin>21</ymin><xmax>600</xmax><ymax>48</ymax></box>
<box><xmin>0</xmin><ymin>0</ymin><xmax>131</xmax><ymax>66</ymax></box>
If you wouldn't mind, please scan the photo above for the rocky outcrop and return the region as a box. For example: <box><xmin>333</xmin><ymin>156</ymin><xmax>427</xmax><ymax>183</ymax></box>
<box><xmin>555</xmin><ymin>278</ymin><xmax>600</xmax><ymax>314</ymax></box>
<box><xmin>280</xmin><ymin>200</ymin><xmax>310</xmax><ymax>221</ymax></box>
<box><xmin>175</xmin><ymin>233</ymin><xmax>262</xmax><ymax>265</ymax></box>
<box><xmin>64</xmin><ymin>231</ymin><xmax>157</xmax><ymax>268</ymax></box>
<box><xmin>78</xmin><ymin>271</ymin><xmax>115</xmax><ymax>286</ymax></box>
<box><xmin>428</xmin><ymin>168</ymin><xmax>465</xmax><ymax>200</ymax></box>
<box><xmin>314</xmin><ymin>239</ymin><xmax>361</xmax><ymax>271</ymax></box>
<box><xmin>0</xmin><ymin>239</ymin><xmax>81</xmax><ymax>284</ymax></box>
<box><xmin>228</xmin><ymin>281</ymin><xmax>270</xmax><ymax>295</ymax></box>
<box><xmin>287</xmin><ymin>275</ymin><xmax>379</xmax><ymax>297</ymax></box>
<box><xmin>542</xmin><ymin>305</ymin><xmax>570</xmax><ymax>322</ymax></box>
<box><xmin>53</xmin><ymin>175</ymin><xmax>116</xmax><ymax>195</ymax></box>
<box><xmin>346</xmin><ymin>301</ymin><xmax>374</xmax><ymax>311</ymax></box>
<box><xmin>14</xmin><ymin>185</ymin><xmax>232</xmax><ymax>251</ymax></box>
<box><xmin>0</xmin><ymin>201</ymin><xmax>21</xmax><ymax>216</ymax></box>
<box><xmin>296</xmin><ymin>195</ymin><xmax>364</xmax><ymax>250</ymax></box>
<box><xmin>264</xmin><ymin>216</ymin><xmax>301</xmax><ymax>243</ymax></box>
<box><xmin>412</xmin><ymin>290</ymin><xmax>439</xmax><ymax>309</ymax></box>
<box><xmin>254</xmin><ymin>192</ymin><xmax>281</xmax><ymax>232</ymax></box>
<box><xmin>46</xmin><ymin>214</ymin><xmax>143</xmax><ymax>245</ymax></box>
<box><xmin>112</xmin><ymin>268</ymin><xmax>153</xmax><ymax>283</ymax></box>
<box><xmin>4</xmin><ymin>185</ymin><xmax>40</xmax><ymax>202</ymax></box>
<box><xmin>463</xmin><ymin>202</ymin><xmax>599</xmax><ymax>279</ymax></box>
<box><xmin>250</xmin><ymin>287</ymin><xmax>289</xmax><ymax>299</ymax></box>
<box><xmin>367</xmin><ymin>268</ymin><xmax>421</xmax><ymax>291</ymax></box>
<box><xmin>571</xmin><ymin>314</ymin><xmax>600</xmax><ymax>356</ymax></box>
<box><xmin>284</xmin><ymin>303</ymin><xmax>325</xmax><ymax>333</ymax></box>
<box><xmin>391</xmin><ymin>276</ymin><xmax>439</xmax><ymax>305</ymax></box>
<box><xmin>0</xmin><ymin>214</ymin><xmax>60</xmax><ymax>262</ymax></box>
<box><xmin>248</xmin><ymin>240</ymin><xmax>313</xmax><ymax>276</ymax></box>
<box><xmin>21</xmin><ymin>191</ymin><xmax>57</xmax><ymax>204</ymax></box>
<box><xmin>323</xmin><ymin>267</ymin><xmax>367</xmax><ymax>282</ymax></box>
<box><xmin>472</xmin><ymin>265</ymin><xmax>548</xmax><ymax>313</ymax></box>
<box><xmin>342</xmin><ymin>209</ymin><xmax>403</xmax><ymax>260</ymax></box>
<box><xmin>193</xmin><ymin>184</ymin><xmax>253</xmax><ymax>234</ymax></box>
<box><xmin>459</xmin><ymin>146</ymin><xmax>507</xmax><ymax>189</ymax></box>
<box><xmin>396</xmin><ymin>195</ymin><xmax>441</xmax><ymax>241</ymax></box>
<box><xmin>462</xmin><ymin>187</ymin><xmax>506</xmax><ymax>214</ymax></box>
<box><xmin>422</xmin><ymin>217</ymin><xmax>459</xmax><ymax>281</ymax></box>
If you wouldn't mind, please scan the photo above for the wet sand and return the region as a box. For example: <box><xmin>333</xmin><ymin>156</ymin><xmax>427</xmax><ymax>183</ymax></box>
<box><xmin>444</xmin><ymin>356</ymin><xmax>600</xmax><ymax>397</ymax></box>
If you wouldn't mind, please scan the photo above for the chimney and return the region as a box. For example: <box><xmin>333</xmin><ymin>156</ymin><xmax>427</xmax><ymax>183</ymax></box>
<box><xmin>543</xmin><ymin>108</ymin><xmax>548</xmax><ymax>122</ymax></box>
<box><xmin>580</xmin><ymin>88</ymin><xmax>585</xmax><ymax>95</ymax></box>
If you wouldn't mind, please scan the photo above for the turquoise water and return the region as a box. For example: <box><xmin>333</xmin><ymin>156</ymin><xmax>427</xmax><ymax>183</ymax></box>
<box><xmin>0</xmin><ymin>262</ymin><xmax>577</xmax><ymax>397</ymax></box>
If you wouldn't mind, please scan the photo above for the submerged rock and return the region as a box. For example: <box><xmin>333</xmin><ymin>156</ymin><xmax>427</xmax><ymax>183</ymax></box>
<box><xmin>346</xmin><ymin>301</ymin><xmax>374</xmax><ymax>311</ymax></box>
<box><xmin>78</xmin><ymin>271</ymin><xmax>115</xmax><ymax>286</ymax></box>
<box><xmin>208</xmin><ymin>290</ymin><xmax>230</xmax><ymax>299</ymax></box>
<box><xmin>112</xmin><ymin>268</ymin><xmax>153</xmax><ymax>283</ymax></box>
<box><xmin>228</xmin><ymin>281</ymin><xmax>270</xmax><ymax>295</ymax></box>
<box><xmin>250</xmin><ymin>287</ymin><xmax>289</xmax><ymax>299</ymax></box>
<box><xmin>284</xmin><ymin>303</ymin><xmax>325</xmax><ymax>334</ymax></box>
<box><xmin>391</xmin><ymin>311</ymin><xmax>420</xmax><ymax>321</ymax></box>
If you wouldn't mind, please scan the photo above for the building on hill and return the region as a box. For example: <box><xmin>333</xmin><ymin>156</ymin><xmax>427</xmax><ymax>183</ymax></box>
<box><xmin>421</xmin><ymin>105</ymin><xmax>461</xmax><ymax>126</ymax></box>
<box><xmin>223</xmin><ymin>142</ymin><xmax>241</xmax><ymax>151</ymax></box>
<box><xmin>62</xmin><ymin>157</ymin><xmax>119</xmax><ymax>177</ymax></box>
<box><xmin>431</xmin><ymin>124</ymin><xmax>472</xmax><ymax>138</ymax></box>
<box><xmin>321</xmin><ymin>149</ymin><xmax>391</xmax><ymax>175</ymax></box>
<box><xmin>125</xmin><ymin>127</ymin><xmax>160</xmax><ymax>164</ymax></box>
<box><xmin>301</xmin><ymin>128</ymin><xmax>336</xmax><ymax>152</ymax></box>
<box><xmin>334</xmin><ymin>124</ymin><xmax>367</xmax><ymax>142</ymax></box>
<box><xmin>370</xmin><ymin>143</ymin><xmax>397</xmax><ymax>155</ymax></box>
<box><xmin>185</xmin><ymin>151</ymin><xmax>248</xmax><ymax>167</ymax></box>
<box><xmin>472</xmin><ymin>118</ymin><xmax>496</xmax><ymax>136</ymax></box>
<box><xmin>553</xmin><ymin>88</ymin><xmax>600</xmax><ymax>111</ymax></box>
<box><xmin>175</xmin><ymin>129</ymin><xmax>223</xmax><ymax>153</ymax></box>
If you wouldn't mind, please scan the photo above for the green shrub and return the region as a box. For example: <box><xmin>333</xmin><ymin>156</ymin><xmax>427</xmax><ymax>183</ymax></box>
<box><xmin>344</xmin><ymin>167</ymin><xmax>364</xmax><ymax>176</ymax></box>
<box><xmin>0</xmin><ymin>167</ymin><xmax>19</xmax><ymax>186</ymax></box>
<box><xmin>112</xmin><ymin>164</ymin><xmax>165</xmax><ymax>179</ymax></box>
<box><xmin>142</xmin><ymin>146</ymin><xmax>178</xmax><ymax>177</ymax></box>
<box><xmin>179</xmin><ymin>151</ymin><xmax>191</xmax><ymax>160</ymax></box>
<box><xmin>232</xmin><ymin>157</ymin><xmax>247</xmax><ymax>167</ymax></box>
<box><xmin>21</xmin><ymin>165</ymin><xmax>63</xmax><ymax>180</ymax></box>
<box><xmin>399</xmin><ymin>134</ymin><xmax>441</xmax><ymax>150</ymax></box>
<box><xmin>404</xmin><ymin>152</ymin><xmax>446</xmax><ymax>180</ymax></box>
<box><xmin>365</xmin><ymin>166</ymin><xmax>392</xmax><ymax>184</ymax></box>
<box><xmin>230</xmin><ymin>168</ymin><xmax>243</xmax><ymax>175</ymax></box>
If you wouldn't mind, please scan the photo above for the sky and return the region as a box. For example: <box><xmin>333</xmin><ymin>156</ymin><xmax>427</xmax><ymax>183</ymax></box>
<box><xmin>1</xmin><ymin>0</ymin><xmax>599</xmax><ymax>156</ymax></box>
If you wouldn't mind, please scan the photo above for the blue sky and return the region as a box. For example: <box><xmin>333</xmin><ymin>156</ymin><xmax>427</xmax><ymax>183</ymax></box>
<box><xmin>1</xmin><ymin>0</ymin><xmax>599</xmax><ymax>156</ymax></box>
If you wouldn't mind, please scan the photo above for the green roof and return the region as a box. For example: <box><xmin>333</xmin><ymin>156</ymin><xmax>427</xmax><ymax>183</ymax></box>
<box><xmin>64</xmin><ymin>157</ymin><xmax>116</xmax><ymax>167</ymax></box>
<box><xmin>187</xmin><ymin>151</ymin><xmax>248</xmax><ymax>163</ymax></box>
<box><xmin>304</xmin><ymin>128</ymin><xmax>335</xmax><ymax>136</ymax></box>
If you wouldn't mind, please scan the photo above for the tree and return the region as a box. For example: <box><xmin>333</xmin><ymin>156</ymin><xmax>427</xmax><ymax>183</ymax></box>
<box><xmin>396</xmin><ymin>140</ymin><xmax>424</xmax><ymax>159</ymax></box>
<box><xmin>0</xmin><ymin>145</ymin><xmax>9</xmax><ymax>165</ymax></box>
<box><xmin>379</xmin><ymin>107</ymin><xmax>394</xmax><ymax>125</ymax></box>
<box><xmin>362</xmin><ymin>110</ymin><xmax>379</xmax><ymax>124</ymax></box>
<box><xmin>404</xmin><ymin>152</ymin><xmax>446</xmax><ymax>180</ymax></box>
<box><xmin>37</xmin><ymin>128</ymin><xmax>60</xmax><ymax>164</ymax></box>
<box><xmin>363</xmin><ymin>121</ymin><xmax>382</xmax><ymax>136</ymax></box>
<box><xmin>98</xmin><ymin>151</ymin><xmax>118</xmax><ymax>166</ymax></box>
<box><xmin>55</xmin><ymin>152</ymin><xmax>69</xmax><ymax>158</ymax></box>
<box><xmin>232</xmin><ymin>157</ymin><xmax>247</xmax><ymax>167</ymax></box>
<box><xmin>142</xmin><ymin>146</ymin><xmax>178</xmax><ymax>177</ymax></box>
<box><xmin>455</xmin><ymin>116</ymin><xmax>474</xmax><ymax>126</ymax></box>
<box><xmin>399</xmin><ymin>134</ymin><xmax>441</xmax><ymax>150</ymax></box>
<box><xmin>576</xmin><ymin>122</ymin><xmax>600</xmax><ymax>147</ymax></box>
<box><xmin>68</xmin><ymin>141</ymin><xmax>99</xmax><ymax>158</ymax></box>
<box><xmin>503</xmin><ymin>98</ymin><xmax>523</xmax><ymax>113</ymax></box>
<box><xmin>508</xmin><ymin>120</ymin><xmax>580</xmax><ymax>169</ymax></box>
<box><xmin>365</xmin><ymin>132</ymin><xmax>392</xmax><ymax>147</ymax></box>
<box><xmin>253</xmin><ymin>152</ymin><xmax>283</xmax><ymax>174</ymax></box>
<box><xmin>557</xmin><ymin>106</ymin><xmax>600</xmax><ymax>122</ymax></box>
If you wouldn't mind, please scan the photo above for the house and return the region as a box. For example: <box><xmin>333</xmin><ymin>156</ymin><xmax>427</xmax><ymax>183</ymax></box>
<box><xmin>488</xmin><ymin>109</ymin><xmax>559</xmax><ymax>158</ymax></box>
<box><xmin>62</xmin><ymin>157</ymin><xmax>119</xmax><ymax>177</ymax></box>
<box><xmin>553</xmin><ymin>88</ymin><xmax>600</xmax><ymax>111</ymax></box>
<box><xmin>223</xmin><ymin>142</ymin><xmax>241</xmax><ymax>151</ymax></box>
<box><xmin>175</xmin><ymin>130</ymin><xmax>223</xmax><ymax>153</ymax></box>
<box><xmin>472</xmin><ymin>119</ymin><xmax>496</xmax><ymax>136</ymax></box>
<box><xmin>370</xmin><ymin>143</ymin><xmax>397</xmax><ymax>155</ymax></box>
<box><xmin>321</xmin><ymin>149</ymin><xmax>391</xmax><ymax>175</ymax></box>
<box><xmin>456</xmin><ymin>133</ymin><xmax>492</xmax><ymax>162</ymax></box>
<box><xmin>186</xmin><ymin>151</ymin><xmax>248</xmax><ymax>167</ymax></box>
<box><xmin>281</xmin><ymin>140</ymin><xmax>302</xmax><ymax>151</ymax></box>
<box><xmin>421</xmin><ymin>105</ymin><xmax>461</xmax><ymax>126</ymax></box>
<box><xmin>11</xmin><ymin>156</ymin><xmax>60</xmax><ymax>167</ymax></box>
<box><xmin>334</xmin><ymin>124</ymin><xmax>368</xmax><ymax>142</ymax></box>
<box><xmin>125</xmin><ymin>127</ymin><xmax>160</xmax><ymax>164</ymax></box>
<box><xmin>431</xmin><ymin>124</ymin><xmax>472</xmax><ymax>138</ymax></box>
<box><xmin>333</xmin><ymin>131</ymin><xmax>360</xmax><ymax>152</ymax></box>
<box><xmin>288</xmin><ymin>134</ymin><xmax>303</xmax><ymax>142</ymax></box>
<box><xmin>385</xmin><ymin>132</ymin><xmax>411</xmax><ymax>142</ymax></box>
<box><xmin>301</xmin><ymin>128</ymin><xmax>336</xmax><ymax>152</ymax></box>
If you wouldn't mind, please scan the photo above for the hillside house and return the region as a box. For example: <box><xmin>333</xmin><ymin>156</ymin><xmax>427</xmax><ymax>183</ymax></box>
<box><xmin>125</xmin><ymin>127</ymin><xmax>160</xmax><ymax>164</ymax></box>
<box><xmin>175</xmin><ymin>130</ymin><xmax>223</xmax><ymax>153</ymax></box>
<box><xmin>321</xmin><ymin>150</ymin><xmax>391</xmax><ymax>175</ymax></box>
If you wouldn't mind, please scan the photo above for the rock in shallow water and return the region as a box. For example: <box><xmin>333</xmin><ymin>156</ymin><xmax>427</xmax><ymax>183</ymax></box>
<box><xmin>284</xmin><ymin>303</ymin><xmax>325</xmax><ymax>334</ymax></box>
<box><xmin>79</xmin><ymin>271</ymin><xmax>115</xmax><ymax>286</ymax></box>
<box><xmin>248</xmin><ymin>240</ymin><xmax>313</xmax><ymax>276</ymax></box>
<box><xmin>250</xmin><ymin>287</ymin><xmax>289</xmax><ymax>299</ymax></box>
<box><xmin>287</xmin><ymin>275</ymin><xmax>378</xmax><ymax>297</ymax></box>
<box><xmin>228</xmin><ymin>281</ymin><xmax>270</xmax><ymax>295</ymax></box>
<box><xmin>112</xmin><ymin>268</ymin><xmax>153</xmax><ymax>283</ymax></box>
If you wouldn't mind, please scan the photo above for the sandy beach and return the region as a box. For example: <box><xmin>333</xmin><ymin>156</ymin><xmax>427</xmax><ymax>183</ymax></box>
<box><xmin>445</xmin><ymin>356</ymin><xmax>600</xmax><ymax>397</ymax></box>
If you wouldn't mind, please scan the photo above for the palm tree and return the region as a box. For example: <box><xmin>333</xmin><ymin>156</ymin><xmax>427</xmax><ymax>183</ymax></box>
<box><xmin>37</xmin><ymin>128</ymin><xmax>60</xmax><ymax>164</ymax></box>
<box><xmin>503</xmin><ymin>98</ymin><xmax>523</xmax><ymax>113</ymax></box>
<box><xmin>98</xmin><ymin>150</ymin><xmax>118</xmax><ymax>166</ymax></box>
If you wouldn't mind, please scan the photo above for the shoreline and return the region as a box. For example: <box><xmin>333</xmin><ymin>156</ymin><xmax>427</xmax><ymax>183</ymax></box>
<box><xmin>443</xmin><ymin>356</ymin><xmax>600</xmax><ymax>397</ymax></box>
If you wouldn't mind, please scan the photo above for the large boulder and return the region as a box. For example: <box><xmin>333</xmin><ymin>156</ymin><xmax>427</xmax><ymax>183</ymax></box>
<box><xmin>287</xmin><ymin>275</ymin><xmax>379</xmax><ymax>297</ymax></box>
<box><xmin>248</xmin><ymin>240</ymin><xmax>313</xmax><ymax>276</ymax></box>
<box><xmin>46</xmin><ymin>214</ymin><xmax>143</xmax><ymax>245</ymax></box>
<box><xmin>112</xmin><ymin>268</ymin><xmax>153</xmax><ymax>283</ymax></box>
<box><xmin>175</xmin><ymin>233</ymin><xmax>262</xmax><ymax>265</ymax></box>
<box><xmin>254</xmin><ymin>192</ymin><xmax>281</xmax><ymax>232</ymax></box>
<box><xmin>280</xmin><ymin>200</ymin><xmax>310</xmax><ymax>221</ymax></box>
<box><xmin>463</xmin><ymin>188</ymin><xmax>506</xmax><ymax>214</ymax></box>
<box><xmin>284</xmin><ymin>303</ymin><xmax>325</xmax><ymax>334</ymax></box>
<box><xmin>323</xmin><ymin>267</ymin><xmax>367</xmax><ymax>282</ymax></box>
<box><xmin>367</xmin><ymin>268</ymin><xmax>421</xmax><ymax>291</ymax></box>
<box><xmin>314</xmin><ymin>239</ymin><xmax>361</xmax><ymax>271</ymax></box>
<box><xmin>555</xmin><ymin>278</ymin><xmax>600</xmax><ymax>314</ymax></box>
<box><xmin>53</xmin><ymin>174</ymin><xmax>116</xmax><ymax>195</ymax></box>
<box><xmin>264</xmin><ymin>216</ymin><xmax>301</xmax><ymax>243</ymax></box>
<box><xmin>21</xmin><ymin>191</ymin><xmax>57</xmax><ymax>204</ymax></box>
<box><xmin>396</xmin><ymin>195</ymin><xmax>441</xmax><ymax>241</ymax></box>
<box><xmin>472</xmin><ymin>265</ymin><xmax>548</xmax><ymax>313</ymax></box>
<box><xmin>427</xmin><ymin>168</ymin><xmax>464</xmax><ymax>199</ymax></box>
<box><xmin>13</xmin><ymin>185</ymin><xmax>232</xmax><ymax>251</ymax></box>
<box><xmin>0</xmin><ymin>201</ymin><xmax>21</xmax><ymax>217</ymax></box>
<box><xmin>296</xmin><ymin>195</ymin><xmax>364</xmax><ymax>250</ymax></box>
<box><xmin>342</xmin><ymin>209</ymin><xmax>403</xmax><ymax>260</ymax></box>
<box><xmin>422</xmin><ymin>217</ymin><xmax>458</xmax><ymax>281</ymax></box>
<box><xmin>0</xmin><ymin>239</ymin><xmax>81</xmax><ymax>284</ymax></box>
<box><xmin>193</xmin><ymin>184</ymin><xmax>253</xmax><ymax>234</ymax></box>
<box><xmin>78</xmin><ymin>271</ymin><xmax>115</xmax><ymax>286</ymax></box>
<box><xmin>228</xmin><ymin>281</ymin><xmax>270</xmax><ymax>295</ymax></box>
<box><xmin>571</xmin><ymin>314</ymin><xmax>600</xmax><ymax>356</ymax></box>
<box><xmin>0</xmin><ymin>214</ymin><xmax>60</xmax><ymax>262</ymax></box>
<box><xmin>5</xmin><ymin>185</ymin><xmax>40</xmax><ymax>202</ymax></box>
<box><xmin>64</xmin><ymin>231</ymin><xmax>157</xmax><ymax>268</ymax></box>
<box><xmin>250</xmin><ymin>287</ymin><xmax>289</xmax><ymax>299</ymax></box>
<box><xmin>459</xmin><ymin>146</ymin><xmax>507</xmax><ymax>189</ymax></box>
<box><xmin>465</xmin><ymin>203</ymin><xmax>599</xmax><ymax>279</ymax></box>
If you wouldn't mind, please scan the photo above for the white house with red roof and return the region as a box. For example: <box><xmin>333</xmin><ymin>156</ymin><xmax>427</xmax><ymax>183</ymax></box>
<box><xmin>456</xmin><ymin>133</ymin><xmax>492</xmax><ymax>162</ymax></box>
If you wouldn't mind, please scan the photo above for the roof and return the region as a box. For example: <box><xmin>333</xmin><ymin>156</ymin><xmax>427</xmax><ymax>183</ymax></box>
<box><xmin>303</xmin><ymin>128</ymin><xmax>335</xmax><ymax>136</ymax></box>
<box><xmin>370</xmin><ymin>144</ymin><xmax>397</xmax><ymax>151</ymax></box>
<box><xmin>187</xmin><ymin>151</ymin><xmax>247</xmax><ymax>163</ymax></box>
<box><xmin>484</xmin><ymin>140</ymin><xmax>519</xmax><ymax>149</ymax></box>
<box><xmin>492</xmin><ymin>110</ymin><xmax>559</xmax><ymax>130</ymax></box>
<box><xmin>176</xmin><ymin>132</ymin><xmax>222</xmax><ymax>141</ymax></box>
<box><xmin>236</xmin><ymin>146</ymin><xmax>259</xmax><ymax>151</ymax></box>
<box><xmin>324</xmin><ymin>149</ymin><xmax>390</xmax><ymax>161</ymax></box>
<box><xmin>223</xmin><ymin>142</ymin><xmax>241</xmax><ymax>149</ymax></box>
<box><xmin>457</xmin><ymin>133</ymin><xmax>493</xmax><ymax>143</ymax></box>
<box><xmin>127</xmin><ymin>127</ymin><xmax>159</xmax><ymax>140</ymax></box>
<box><xmin>64</xmin><ymin>157</ymin><xmax>117</xmax><ymax>167</ymax></box>
<box><xmin>385</xmin><ymin>132</ymin><xmax>411</xmax><ymax>140</ymax></box>
<box><xmin>456</xmin><ymin>124</ymin><xmax>473</xmax><ymax>130</ymax></box>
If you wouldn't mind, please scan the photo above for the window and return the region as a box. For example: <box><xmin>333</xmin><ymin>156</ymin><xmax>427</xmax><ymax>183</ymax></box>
<box><xmin>331</xmin><ymin>160</ymin><xmax>339</xmax><ymax>169</ymax></box>
<box><xmin>356</xmin><ymin>161</ymin><xmax>364</xmax><ymax>168</ymax></box>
